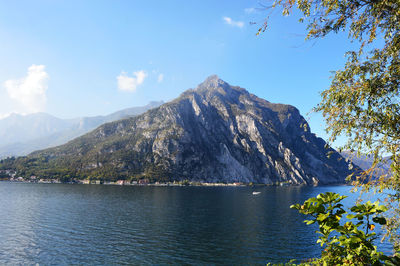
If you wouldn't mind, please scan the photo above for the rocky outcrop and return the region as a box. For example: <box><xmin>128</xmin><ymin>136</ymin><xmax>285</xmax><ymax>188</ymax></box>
<box><xmin>6</xmin><ymin>75</ymin><xmax>354</xmax><ymax>185</ymax></box>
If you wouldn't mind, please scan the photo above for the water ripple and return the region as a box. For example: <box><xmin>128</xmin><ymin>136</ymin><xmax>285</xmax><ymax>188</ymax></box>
<box><xmin>0</xmin><ymin>183</ymin><xmax>391</xmax><ymax>265</ymax></box>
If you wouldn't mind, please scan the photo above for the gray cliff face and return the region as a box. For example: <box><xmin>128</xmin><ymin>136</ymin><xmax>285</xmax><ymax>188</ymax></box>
<box><xmin>31</xmin><ymin>75</ymin><xmax>352</xmax><ymax>184</ymax></box>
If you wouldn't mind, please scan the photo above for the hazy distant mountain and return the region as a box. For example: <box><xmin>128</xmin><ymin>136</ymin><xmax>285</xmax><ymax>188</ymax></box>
<box><xmin>0</xmin><ymin>113</ymin><xmax>73</xmax><ymax>145</ymax></box>
<box><xmin>0</xmin><ymin>101</ymin><xmax>163</xmax><ymax>158</ymax></box>
<box><xmin>3</xmin><ymin>76</ymin><xmax>356</xmax><ymax>185</ymax></box>
<box><xmin>340</xmin><ymin>151</ymin><xmax>392</xmax><ymax>176</ymax></box>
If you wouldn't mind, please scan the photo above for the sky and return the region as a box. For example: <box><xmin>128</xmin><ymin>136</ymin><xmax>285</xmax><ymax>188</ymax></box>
<box><xmin>0</xmin><ymin>0</ymin><xmax>357</xmax><ymax>144</ymax></box>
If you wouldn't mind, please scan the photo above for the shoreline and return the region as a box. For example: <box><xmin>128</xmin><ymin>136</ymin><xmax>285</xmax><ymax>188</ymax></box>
<box><xmin>0</xmin><ymin>179</ymin><xmax>350</xmax><ymax>187</ymax></box>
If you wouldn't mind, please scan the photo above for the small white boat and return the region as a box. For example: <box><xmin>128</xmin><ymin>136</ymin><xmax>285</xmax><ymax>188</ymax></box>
<box><xmin>252</xmin><ymin>191</ymin><xmax>261</xmax><ymax>195</ymax></box>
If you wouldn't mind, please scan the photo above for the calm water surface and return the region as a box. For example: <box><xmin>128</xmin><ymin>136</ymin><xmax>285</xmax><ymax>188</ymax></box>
<box><xmin>0</xmin><ymin>182</ymin><xmax>390</xmax><ymax>264</ymax></box>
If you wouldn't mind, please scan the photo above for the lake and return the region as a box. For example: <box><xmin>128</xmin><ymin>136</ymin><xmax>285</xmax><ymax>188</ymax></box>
<box><xmin>0</xmin><ymin>182</ymin><xmax>392</xmax><ymax>264</ymax></box>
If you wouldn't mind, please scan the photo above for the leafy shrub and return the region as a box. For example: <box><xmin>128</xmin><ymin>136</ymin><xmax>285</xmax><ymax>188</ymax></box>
<box><xmin>290</xmin><ymin>192</ymin><xmax>397</xmax><ymax>265</ymax></box>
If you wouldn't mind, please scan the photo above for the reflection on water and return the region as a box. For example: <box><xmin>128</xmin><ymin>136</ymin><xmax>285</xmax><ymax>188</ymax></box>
<box><xmin>0</xmin><ymin>183</ymin><xmax>391</xmax><ymax>264</ymax></box>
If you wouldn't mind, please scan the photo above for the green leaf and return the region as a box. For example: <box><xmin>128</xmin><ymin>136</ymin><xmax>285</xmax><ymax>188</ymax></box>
<box><xmin>372</xmin><ymin>216</ymin><xmax>386</xmax><ymax>225</ymax></box>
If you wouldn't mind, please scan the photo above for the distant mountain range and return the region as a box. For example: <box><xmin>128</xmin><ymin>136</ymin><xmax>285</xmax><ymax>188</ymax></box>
<box><xmin>340</xmin><ymin>151</ymin><xmax>392</xmax><ymax>176</ymax></box>
<box><xmin>0</xmin><ymin>101</ymin><xmax>163</xmax><ymax>158</ymax></box>
<box><xmin>1</xmin><ymin>75</ymin><xmax>357</xmax><ymax>185</ymax></box>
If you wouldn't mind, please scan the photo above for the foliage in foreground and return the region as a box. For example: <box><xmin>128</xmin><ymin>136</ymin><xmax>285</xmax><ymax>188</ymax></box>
<box><xmin>288</xmin><ymin>192</ymin><xmax>400</xmax><ymax>265</ymax></box>
<box><xmin>260</xmin><ymin>0</ymin><xmax>400</xmax><ymax>249</ymax></box>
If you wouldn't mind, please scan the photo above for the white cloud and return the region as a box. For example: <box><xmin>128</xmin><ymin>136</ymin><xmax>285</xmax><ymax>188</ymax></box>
<box><xmin>117</xmin><ymin>70</ymin><xmax>147</xmax><ymax>92</ymax></box>
<box><xmin>157</xmin><ymin>73</ymin><xmax>164</xmax><ymax>83</ymax></box>
<box><xmin>223</xmin><ymin>17</ymin><xmax>244</xmax><ymax>28</ymax></box>
<box><xmin>4</xmin><ymin>64</ymin><xmax>49</xmax><ymax>114</ymax></box>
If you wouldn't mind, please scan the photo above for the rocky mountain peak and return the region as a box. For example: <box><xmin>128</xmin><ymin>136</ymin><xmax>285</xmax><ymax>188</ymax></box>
<box><xmin>195</xmin><ymin>75</ymin><xmax>233</xmax><ymax>93</ymax></box>
<box><xmin>1</xmin><ymin>76</ymin><xmax>356</xmax><ymax>185</ymax></box>
<box><xmin>198</xmin><ymin>74</ymin><xmax>223</xmax><ymax>88</ymax></box>
<box><xmin>185</xmin><ymin>76</ymin><xmax>252</xmax><ymax>109</ymax></box>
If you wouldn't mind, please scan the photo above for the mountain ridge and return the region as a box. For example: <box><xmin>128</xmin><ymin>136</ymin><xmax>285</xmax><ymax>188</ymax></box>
<box><xmin>0</xmin><ymin>101</ymin><xmax>163</xmax><ymax>158</ymax></box>
<box><xmin>340</xmin><ymin>151</ymin><xmax>392</xmax><ymax>177</ymax></box>
<box><xmin>1</xmin><ymin>76</ymin><xmax>355</xmax><ymax>185</ymax></box>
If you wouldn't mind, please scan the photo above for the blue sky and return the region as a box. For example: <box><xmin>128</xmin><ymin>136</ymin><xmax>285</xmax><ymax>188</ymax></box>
<box><xmin>0</xmin><ymin>0</ymin><xmax>356</xmax><ymax>144</ymax></box>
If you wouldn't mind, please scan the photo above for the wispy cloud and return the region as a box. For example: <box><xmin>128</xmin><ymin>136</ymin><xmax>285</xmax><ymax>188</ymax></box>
<box><xmin>222</xmin><ymin>17</ymin><xmax>244</xmax><ymax>28</ymax></box>
<box><xmin>4</xmin><ymin>64</ymin><xmax>49</xmax><ymax>114</ymax></box>
<box><xmin>117</xmin><ymin>70</ymin><xmax>147</xmax><ymax>92</ymax></box>
<box><xmin>157</xmin><ymin>73</ymin><xmax>164</xmax><ymax>83</ymax></box>
<box><xmin>244</xmin><ymin>7</ymin><xmax>256</xmax><ymax>14</ymax></box>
